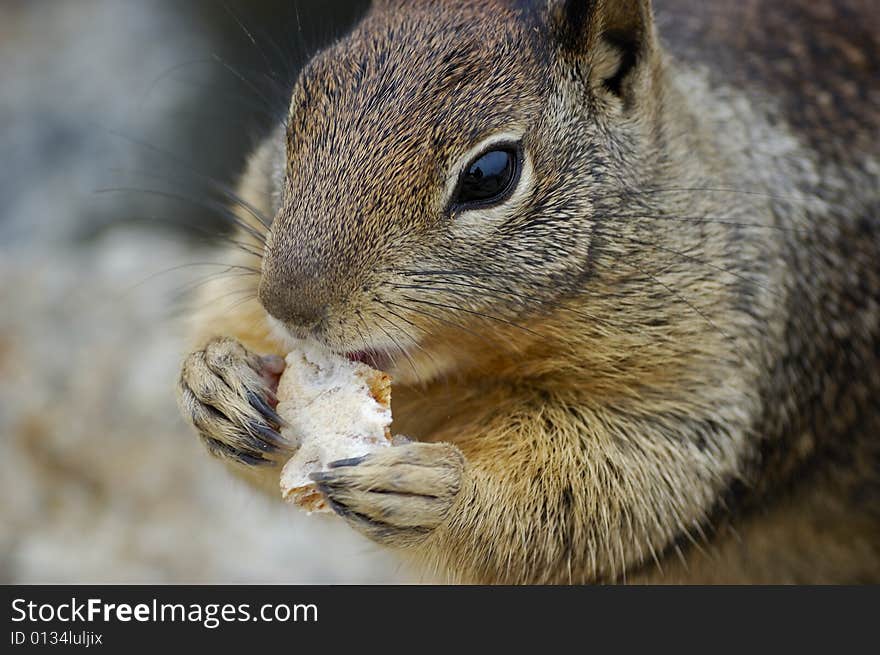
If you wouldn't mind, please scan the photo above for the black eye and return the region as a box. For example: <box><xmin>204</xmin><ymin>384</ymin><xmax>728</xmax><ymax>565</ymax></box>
<box><xmin>452</xmin><ymin>146</ymin><xmax>521</xmax><ymax>209</ymax></box>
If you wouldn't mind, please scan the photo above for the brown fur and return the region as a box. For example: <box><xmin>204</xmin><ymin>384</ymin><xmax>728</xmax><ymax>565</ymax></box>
<box><xmin>177</xmin><ymin>0</ymin><xmax>880</xmax><ymax>583</ymax></box>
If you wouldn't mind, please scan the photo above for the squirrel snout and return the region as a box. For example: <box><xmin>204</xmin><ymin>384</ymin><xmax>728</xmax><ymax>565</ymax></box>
<box><xmin>258</xmin><ymin>215</ymin><xmax>367</xmax><ymax>332</ymax></box>
<box><xmin>257</xmin><ymin>272</ymin><xmax>328</xmax><ymax>330</ymax></box>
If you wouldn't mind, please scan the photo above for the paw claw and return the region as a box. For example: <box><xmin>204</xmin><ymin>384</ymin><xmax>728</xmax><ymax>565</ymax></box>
<box><xmin>248</xmin><ymin>422</ymin><xmax>286</xmax><ymax>449</ymax></box>
<box><xmin>327</xmin><ymin>455</ymin><xmax>367</xmax><ymax>469</ymax></box>
<box><xmin>179</xmin><ymin>337</ymin><xmax>293</xmax><ymax>470</ymax></box>
<box><xmin>312</xmin><ymin>442</ymin><xmax>465</xmax><ymax>547</ymax></box>
<box><xmin>204</xmin><ymin>436</ymin><xmax>274</xmax><ymax>467</ymax></box>
<box><xmin>308</xmin><ymin>471</ymin><xmax>334</xmax><ymax>484</ymax></box>
<box><xmin>320</xmin><ymin>489</ymin><xmax>353</xmax><ymax>518</ymax></box>
<box><xmin>247</xmin><ymin>390</ymin><xmax>285</xmax><ymax>428</ymax></box>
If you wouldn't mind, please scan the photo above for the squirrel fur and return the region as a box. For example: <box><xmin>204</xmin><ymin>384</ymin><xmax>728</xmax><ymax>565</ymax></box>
<box><xmin>178</xmin><ymin>0</ymin><xmax>880</xmax><ymax>583</ymax></box>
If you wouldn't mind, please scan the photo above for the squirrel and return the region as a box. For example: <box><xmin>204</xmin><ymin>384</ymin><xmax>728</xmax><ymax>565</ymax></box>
<box><xmin>177</xmin><ymin>0</ymin><xmax>880</xmax><ymax>583</ymax></box>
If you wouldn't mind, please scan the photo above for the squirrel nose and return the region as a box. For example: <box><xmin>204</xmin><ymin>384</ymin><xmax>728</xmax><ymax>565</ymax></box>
<box><xmin>258</xmin><ymin>274</ymin><xmax>327</xmax><ymax>330</ymax></box>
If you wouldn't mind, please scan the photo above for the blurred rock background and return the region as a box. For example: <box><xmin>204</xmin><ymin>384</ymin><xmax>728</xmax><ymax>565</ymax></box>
<box><xmin>0</xmin><ymin>0</ymin><xmax>413</xmax><ymax>583</ymax></box>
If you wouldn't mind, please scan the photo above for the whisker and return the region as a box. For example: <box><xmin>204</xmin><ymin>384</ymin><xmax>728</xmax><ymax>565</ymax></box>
<box><xmin>120</xmin><ymin>213</ymin><xmax>263</xmax><ymax>260</ymax></box>
<box><xmin>601</xmin><ymin>257</ymin><xmax>735</xmax><ymax>343</ymax></box>
<box><xmin>102</xmin><ymin>129</ymin><xmax>274</xmax><ymax>229</ymax></box>
<box><xmin>392</xmin><ymin>279</ymin><xmax>619</xmax><ymax>331</ymax></box>
<box><xmin>352</xmin><ymin>314</ymin><xmax>378</xmax><ymax>367</ymax></box>
<box><xmin>137</xmin><ymin>58</ymin><xmax>232</xmax><ymax>112</ymax></box>
<box><xmin>586</xmin><ymin>185</ymin><xmax>819</xmax><ymax>236</ymax></box>
<box><xmin>114</xmin><ymin>264</ymin><xmax>257</xmax><ymax>309</ymax></box>
<box><xmin>371</xmin><ymin>312</ymin><xmax>423</xmax><ymax>383</ymax></box>
<box><xmin>397</xmin><ymin>295</ymin><xmax>543</xmax><ymax>338</ymax></box>
<box><xmin>93</xmin><ymin>187</ymin><xmax>266</xmax><ymax>244</ymax></box>
<box><xmin>212</xmin><ymin>240</ymin><xmax>262</xmax><ymax>260</ymax></box>
<box><xmin>134</xmin><ymin>59</ymin><xmax>290</xmax><ymax>131</ymax></box>
<box><xmin>165</xmin><ymin>289</ymin><xmax>257</xmax><ymax>325</ymax></box>
<box><xmin>390</xmin><ymin>268</ymin><xmax>650</xmax><ymax>303</ymax></box>
<box><xmin>392</xmin><ymin>268</ymin><xmax>524</xmax><ymax>282</ymax></box>
<box><xmin>368</xmin><ymin>321</ymin><xmax>400</xmax><ymax>371</ymax></box>
<box><xmin>171</xmin><ymin>270</ymin><xmax>260</xmax><ymax>300</ymax></box>
<box><xmin>622</xmin><ymin>213</ymin><xmax>813</xmax><ymax>235</ymax></box>
<box><xmin>385</xmin><ymin>300</ymin><xmax>508</xmax><ymax>352</ymax></box>
<box><xmin>207</xmin><ymin>290</ymin><xmax>260</xmax><ymax>314</ymax></box>
<box><xmin>210</xmin><ymin>53</ymin><xmax>283</xmax><ymax>116</ymax></box>
<box><xmin>391</xmin><ymin>268</ymin><xmax>635</xmax><ymax>303</ymax></box>
<box><xmin>120</xmin><ymin>213</ymin><xmax>265</xmax><ymax>259</ymax></box>
<box><xmin>373</xmin><ymin>322</ymin><xmax>403</xmax><ymax>366</ymax></box>
<box><xmin>220</xmin><ymin>1</ymin><xmax>288</xmax><ymax>88</ymax></box>
<box><xmin>294</xmin><ymin>0</ymin><xmax>303</xmax><ymax>33</ymax></box>
<box><xmin>257</xmin><ymin>13</ymin><xmax>299</xmax><ymax>84</ymax></box>
<box><xmin>121</xmin><ymin>261</ymin><xmax>258</xmax><ymax>292</ymax></box>
<box><xmin>593</xmin><ymin>226</ymin><xmax>783</xmax><ymax>302</ymax></box>
<box><xmin>373</xmin><ymin>302</ymin><xmax>445</xmax><ymax>372</ymax></box>
<box><xmin>599</xmin><ymin>185</ymin><xmax>804</xmax><ymax>206</ymax></box>
<box><xmin>111</xmin><ymin>164</ymin><xmax>272</xmax><ymax>233</ymax></box>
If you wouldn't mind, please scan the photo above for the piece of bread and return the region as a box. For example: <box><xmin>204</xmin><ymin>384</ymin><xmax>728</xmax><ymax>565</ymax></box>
<box><xmin>277</xmin><ymin>343</ymin><xmax>392</xmax><ymax>513</ymax></box>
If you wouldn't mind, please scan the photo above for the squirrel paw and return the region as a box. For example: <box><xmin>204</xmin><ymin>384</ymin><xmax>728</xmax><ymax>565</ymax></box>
<box><xmin>310</xmin><ymin>442</ymin><xmax>464</xmax><ymax>547</ymax></box>
<box><xmin>177</xmin><ymin>337</ymin><xmax>291</xmax><ymax>467</ymax></box>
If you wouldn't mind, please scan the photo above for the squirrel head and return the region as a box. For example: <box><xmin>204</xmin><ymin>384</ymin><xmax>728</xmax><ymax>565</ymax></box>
<box><xmin>258</xmin><ymin>0</ymin><xmax>669</xmax><ymax>379</ymax></box>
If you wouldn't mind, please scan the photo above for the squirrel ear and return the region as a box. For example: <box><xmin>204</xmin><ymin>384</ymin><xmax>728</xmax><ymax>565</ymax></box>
<box><xmin>549</xmin><ymin>0</ymin><xmax>656</xmax><ymax>99</ymax></box>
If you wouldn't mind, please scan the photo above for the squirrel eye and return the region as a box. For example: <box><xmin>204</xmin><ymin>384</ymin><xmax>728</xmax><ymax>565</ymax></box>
<box><xmin>452</xmin><ymin>146</ymin><xmax>521</xmax><ymax>210</ymax></box>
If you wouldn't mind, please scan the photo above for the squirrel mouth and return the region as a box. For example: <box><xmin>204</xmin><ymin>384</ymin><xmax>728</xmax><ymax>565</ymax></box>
<box><xmin>345</xmin><ymin>349</ymin><xmax>394</xmax><ymax>371</ymax></box>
